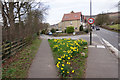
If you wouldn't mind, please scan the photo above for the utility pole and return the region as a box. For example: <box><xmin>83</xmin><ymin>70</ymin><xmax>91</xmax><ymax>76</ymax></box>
<box><xmin>90</xmin><ymin>0</ymin><xmax>92</xmax><ymax>45</ymax></box>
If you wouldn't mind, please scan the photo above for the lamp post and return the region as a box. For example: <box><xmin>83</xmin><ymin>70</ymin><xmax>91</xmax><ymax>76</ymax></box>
<box><xmin>90</xmin><ymin>0</ymin><xmax>92</xmax><ymax>45</ymax></box>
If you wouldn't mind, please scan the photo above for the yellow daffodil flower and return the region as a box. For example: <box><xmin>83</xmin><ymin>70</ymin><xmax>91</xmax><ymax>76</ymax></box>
<box><xmin>68</xmin><ymin>57</ymin><xmax>70</xmax><ymax>60</ymax></box>
<box><xmin>62</xmin><ymin>64</ymin><xmax>64</xmax><ymax>67</ymax></box>
<box><xmin>72</xmin><ymin>70</ymin><xmax>75</xmax><ymax>73</ymax></box>
<box><xmin>58</xmin><ymin>58</ymin><xmax>61</xmax><ymax>60</ymax></box>
<box><xmin>61</xmin><ymin>68</ymin><xmax>63</xmax><ymax>70</ymax></box>
<box><xmin>67</xmin><ymin>71</ymin><xmax>69</xmax><ymax>73</ymax></box>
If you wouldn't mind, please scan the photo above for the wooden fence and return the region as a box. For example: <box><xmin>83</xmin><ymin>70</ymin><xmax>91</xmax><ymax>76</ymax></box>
<box><xmin>1</xmin><ymin>38</ymin><xmax>29</xmax><ymax>61</ymax></box>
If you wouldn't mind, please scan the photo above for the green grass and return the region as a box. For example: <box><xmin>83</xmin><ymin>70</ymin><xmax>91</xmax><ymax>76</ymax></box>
<box><xmin>2</xmin><ymin>38</ymin><xmax>42</xmax><ymax>78</ymax></box>
<box><xmin>48</xmin><ymin>39</ymin><xmax>88</xmax><ymax>78</ymax></box>
<box><xmin>108</xmin><ymin>24</ymin><xmax>119</xmax><ymax>29</ymax></box>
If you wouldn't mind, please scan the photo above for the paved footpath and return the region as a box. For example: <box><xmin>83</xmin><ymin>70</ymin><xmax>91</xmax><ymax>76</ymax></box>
<box><xmin>28</xmin><ymin>39</ymin><xmax>58</xmax><ymax>78</ymax></box>
<box><xmin>86</xmin><ymin>42</ymin><xmax>118</xmax><ymax>78</ymax></box>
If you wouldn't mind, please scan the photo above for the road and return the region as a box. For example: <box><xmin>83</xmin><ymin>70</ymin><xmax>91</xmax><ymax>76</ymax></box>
<box><xmin>40</xmin><ymin>34</ymin><xmax>102</xmax><ymax>44</ymax></box>
<box><xmin>93</xmin><ymin>27</ymin><xmax>119</xmax><ymax>51</ymax></box>
<box><xmin>41</xmin><ymin>28</ymin><xmax>119</xmax><ymax>51</ymax></box>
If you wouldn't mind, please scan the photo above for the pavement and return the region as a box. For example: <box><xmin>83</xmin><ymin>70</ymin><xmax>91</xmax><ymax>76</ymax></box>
<box><xmin>28</xmin><ymin>39</ymin><xmax>58</xmax><ymax>78</ymax></box>
<box><xmin>28</xmin><ymin>32</ymin><xmax>118</xmax><ymax>78</ymax></box>
<box><xmin>86</xmin><ymin>42</ymin><xmax>118</xmax><ymax>78</ymax></box>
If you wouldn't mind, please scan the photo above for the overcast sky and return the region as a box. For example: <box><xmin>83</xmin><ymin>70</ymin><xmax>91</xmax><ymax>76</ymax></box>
<box><xmin>0</xmin><ymin>0</ymin><xmax>119</xmax><ymax>24</ymax></box>
<box><xmin>41</xmin><ymin>0</ymin><xmax>119</xmax><ymax>25</ymax></box>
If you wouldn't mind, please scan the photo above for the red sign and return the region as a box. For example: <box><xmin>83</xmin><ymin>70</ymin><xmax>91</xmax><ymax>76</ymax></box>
<box><xmin>88</xmin><ymin>18</ymin><xmax>95</xmax><ymax>24</ymax></box>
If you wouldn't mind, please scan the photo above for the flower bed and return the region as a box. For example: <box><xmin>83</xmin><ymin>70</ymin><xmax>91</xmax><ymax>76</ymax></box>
<box><xmin>48</xmin><ymin>38</ymin><xmax>88</xmax><ymax>78</ymax></box>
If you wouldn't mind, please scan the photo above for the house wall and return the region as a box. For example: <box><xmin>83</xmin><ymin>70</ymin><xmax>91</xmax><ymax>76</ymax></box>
<box><xmin>61</xmin><ymin>20</ymin><xmax>81</xmax><ymax>32</ymax></box>
<box><xmin>58</xmin><ymin>22</ymin><xmax>62</xmax><ymax>31</ymax></box>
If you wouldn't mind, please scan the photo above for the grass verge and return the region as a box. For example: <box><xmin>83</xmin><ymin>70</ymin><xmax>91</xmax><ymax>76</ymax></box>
<box><xmin>48</xmin><ymin>38</ymin><xmax>88</xmax><ymax>78</ymax></box>
<box><xmin>101</xmin><ymin>24</ymin><xmax>120</xmax><ymax>33</ymax></box>
<box><xmin>108</xmin><ymin>24</ymin><xmax>119</xmax><ymax>29</ymax></box>
<box><xmin>2</xmin><ymin>38</ymin><xmax>42</xmax><ymax>78</ymax></box>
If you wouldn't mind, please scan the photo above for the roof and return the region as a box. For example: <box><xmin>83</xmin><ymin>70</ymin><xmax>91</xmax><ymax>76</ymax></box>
<box><xmin>62</xmin><ymin>12</ymin><xmax>81</xmax><ymax>22</ymax></box>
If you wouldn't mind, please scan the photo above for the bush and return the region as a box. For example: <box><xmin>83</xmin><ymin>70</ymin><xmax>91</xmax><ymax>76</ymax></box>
<box><xmin>66</xmin><ymin>26</ymin><xmax>74</xmax><ymax>34</ymax></box>
<box><xmin>56</xmin><ymin>29</ymin><xmax>59</xmax><ymax>31</ymax></box>
<box><xmin>79</xmin><ymin>25</ymin><xmax>83</xmax><ymax>31</ymax></box>
<box><xmin>41</xmin><ymin>30</ymin><xmax>45</xmax><ymax>34</ymax></box>
<box><xmin>64</xmin><ymin>29</ymin><xmax>66</xmax><ymax>33</ymax></box>
<box><xmin>84</xmin><ymin>28</ymin><xmax>89</xmax><ymax>33</ymax></box>
<box><xmin>51</xmin><ymin>28</ymin><xmax>56</xmax><ymax>33</ymax></box>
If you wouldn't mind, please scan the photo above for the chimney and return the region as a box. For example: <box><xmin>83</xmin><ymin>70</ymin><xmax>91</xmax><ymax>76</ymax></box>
<box><xmin>71</xmin><ymin>11</ymin><xmax>74</xmax><ymax>13</ymax></box>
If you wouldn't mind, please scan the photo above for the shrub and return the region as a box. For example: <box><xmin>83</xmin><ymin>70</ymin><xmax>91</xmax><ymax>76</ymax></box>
<box><xmin>84</xmin><ymin>28</ymin><xmax>89</xmax><ymax>33</ymax></box>
<box><xmin>64</xmin><ymin>29</ymin><xmax>66</xmax><ymax>33</ymax></box>
<box><xmin>51</xmin><ymin>28</ymin><xmax>56</xmax><ymax>33</ymax></box>
<box><xmin>79</xmin><ymin>25</ymin><xmax>83</xmax><ymax>31</ymax></box>
<box><xmin>56</xmin><ymin>29</ymin><xmax>59</xmax><ymax>31</ymax></box>
<box><xmin>41</xmin><ymin>30</ymin><xmax>45</xmax><ymax>34</ymax></box>
<box><xmin>66</xmin><ymin>26</ymin><xmax>74</xmax><ymax>34</ymax></box>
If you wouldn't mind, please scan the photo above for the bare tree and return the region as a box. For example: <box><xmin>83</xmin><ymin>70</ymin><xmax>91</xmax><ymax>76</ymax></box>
<box><xmin>1</xmin><ymin>0</ymin><xmax>49</xmax><ymax>41</ymax></box>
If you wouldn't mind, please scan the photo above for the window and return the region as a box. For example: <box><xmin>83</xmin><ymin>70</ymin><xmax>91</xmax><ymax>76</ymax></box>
<box><xmin>75</xmin><ymin>15</ymin><xmax>77</xmax><ymax>17</ymax></box>
<box><xmin>65</xmin><ymin>16</ymin><xmax>68</xmax><ymax>19</ymax></box>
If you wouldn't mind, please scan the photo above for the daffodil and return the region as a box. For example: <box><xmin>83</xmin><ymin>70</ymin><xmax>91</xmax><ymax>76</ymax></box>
<box><xmin>61</xmin><ymin>68</ymin><xmax>63</xmax><ymax>70</ymax></box>
<box><xmin>63</xmin><ymin>51</ymin><xmax>66</xmax><ymax>52</ymax></box>
<box><xmin>67</xmin><ymin>62</ymin><xmax>70</xmax><ymax>64</ymax></box>
<box><xmin>56</xmin><ymin>64</ymin><xmax>59</xmax><ymax>68</ymax></box>
<box><xmin>68</xmin><ymin>57</ymin><xmax>70</xmax><ymax>60</ymax></box>
<box><xmin>58</xmin><ymin>61</ymin><xmax>60</xmax><ymax>64</ymax></box>
<box><xmin>72</xmin><ymin>70</ymin><xmax>75</xmax><ymax>73</ymax></box>
<box><xmin>67</xmin><ymin>62</ymin><xmax>69</xmax><ymax>64</ymax></box>
<box><xmin>77</xmin><ymin>49</ymin><xmax>78</xmax><ymax>52</ymax></box>
<box><xmin>62</xmin><ymin>64</ymin><xmax>64</xmax><ymax>67</ymax></box>
<box><xmin>58</xmin><ymin>58</ymin><xmax>62</xmax><ymax>60</ymax></box>
<box><xmin>54</xmin><ymin>39</ymin><xmax>57</xmax><ymax>42</ymax></box>
<box><xmin>67</xmin><ymin>45</ymin><xmax>69</xmax><ymax>47</ymax></box>
<box><xmin>67</xmin><ymin>71</ymin><xmax>69</xmax><ymax>73</ymax></box>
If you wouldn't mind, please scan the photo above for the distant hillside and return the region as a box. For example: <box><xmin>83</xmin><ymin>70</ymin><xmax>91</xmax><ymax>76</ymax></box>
<box><xmin>85</xmin><ymin>12</ymin><xmax>119</xmax><ymax>20</ymax></box>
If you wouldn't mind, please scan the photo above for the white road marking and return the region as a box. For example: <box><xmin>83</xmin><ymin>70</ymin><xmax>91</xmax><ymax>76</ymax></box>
<box><xmin>118</xmin><ymin>43</ymin><xmax>120</xmax><ymax>46</ymax></box>
<box><xmin>97</xmin><ymin>45</ymin><xmax>105</xmax><ymax>48</ymax></box>
<box><xmin>102</xmin><ymin>38</ymin><xmax>119</xmax><ymax>58</ymax></box>
<box><xmin>88</xmin><ymin>45</ymin><xmax>95</xmax><ymax>48</ymax></box>
<box><xmin>100</xmin><ymin>39</ymin><xmax>104</xmax><ymax>44</ymax></box>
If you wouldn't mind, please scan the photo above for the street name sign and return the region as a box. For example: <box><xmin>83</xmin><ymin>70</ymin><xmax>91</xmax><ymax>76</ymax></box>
<box><xmin>88</xmin><ymin>18</ymin><xmax>94</xmax><ymax>24</ymax></box>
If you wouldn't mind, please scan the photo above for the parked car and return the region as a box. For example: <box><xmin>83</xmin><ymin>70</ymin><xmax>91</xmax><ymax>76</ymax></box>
<box><xmin>49</xmin><ymin>32</ymin><xmax>52</xmax><ymax>35</ymax></box>
<box><xmin>96</xmin><ymin>27</ymin><xmax>100</xmax><ymax>30</ymax></box>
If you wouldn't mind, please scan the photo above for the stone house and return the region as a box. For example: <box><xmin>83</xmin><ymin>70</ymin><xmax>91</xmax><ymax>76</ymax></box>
<box><xmin>58</xmin><ymin>11</ymin><xmax>86</xmax><ymax>32</ymax></box>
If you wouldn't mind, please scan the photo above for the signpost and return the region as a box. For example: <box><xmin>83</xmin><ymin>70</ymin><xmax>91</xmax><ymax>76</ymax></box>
<box><xmin>89</xmin><ymin>0</ymin><xmax>93</xmax><ymax>45</ymax></box>
<box><xmin>88</xmin><ymin>17</ymin><xmax>94</xmax><ymax>45</ymax></box>
<box><xmin>88</xmin><ymin>18</ymin><xmax>94</xmax><ymax>24</ymax></box>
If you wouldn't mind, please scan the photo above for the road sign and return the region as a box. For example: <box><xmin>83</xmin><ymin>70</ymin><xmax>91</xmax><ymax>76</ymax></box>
<box><xmin>88</xmin><ymin>18</ymin><xmax>94</xmax><ymax>24</ymax></box>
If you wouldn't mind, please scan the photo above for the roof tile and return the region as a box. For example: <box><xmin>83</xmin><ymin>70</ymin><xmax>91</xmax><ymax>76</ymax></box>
<box><xmin>62</xmin><ymin>12</ymin><xmax>81</xmax><ymax>21</ymax></box>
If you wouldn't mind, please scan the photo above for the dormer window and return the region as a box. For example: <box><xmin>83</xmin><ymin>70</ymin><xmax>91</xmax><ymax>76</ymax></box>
<box><xmin>75</xmin><ymin>15</ymin><xmax>77</xmax><ymax>17</ymax></box>
<box><xmin>65</xmin><ymin>16</ymin><xmax>68</xmax><ymax>19</ymax></box>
